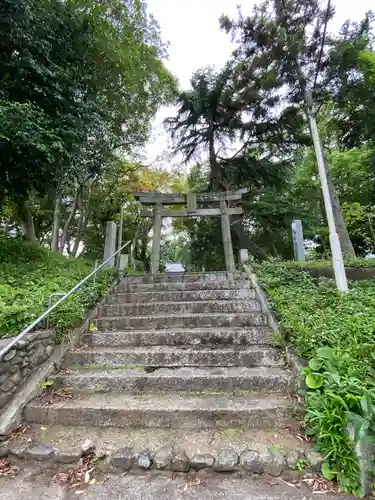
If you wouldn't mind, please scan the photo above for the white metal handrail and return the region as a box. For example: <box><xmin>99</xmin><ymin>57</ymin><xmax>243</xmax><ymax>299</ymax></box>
<box><xmin>0</xmin><ymin>240</ymin><xmax>131</xmax><ymax>359</ymax></box>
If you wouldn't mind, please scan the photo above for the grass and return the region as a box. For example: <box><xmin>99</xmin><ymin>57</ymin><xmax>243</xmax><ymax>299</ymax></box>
<box><xmin>0</xmin><ymin>237</ymin><xmax>115</xmax><ymax>339</ymax></box>
<box><xmin>256</xmin><ymin>262</ymin><xmax>375</xmax><ymax>496</ymax></box>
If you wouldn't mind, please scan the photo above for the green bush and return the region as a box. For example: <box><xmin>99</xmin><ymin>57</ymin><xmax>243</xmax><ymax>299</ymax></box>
<box><xmin>0</xmin><ymin>237</ymin><xmax>115</xmax><ymax>339</ymax></box>
<box><xmin>257</xmin><ymin>263</ymin><xmax>375</xmax><ymax>496</ymax></box>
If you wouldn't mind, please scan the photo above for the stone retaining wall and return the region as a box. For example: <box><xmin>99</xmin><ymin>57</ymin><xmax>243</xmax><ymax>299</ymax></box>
<box><xmin>0</xmin><ymin>330</ymin><xmax>56</xmax><ymax>409</ymax></box>
<box><xmin>296</xmin><ymin>267</ymin><xmax>375</xmax><ymax>281</ymax></box>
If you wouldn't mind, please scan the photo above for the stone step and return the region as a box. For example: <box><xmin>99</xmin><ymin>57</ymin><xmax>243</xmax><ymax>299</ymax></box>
<box><xmin>115</xmin><ymin>280</ymin><xmax>251</xmax><ymax>293</ymax></box>
<box><xmin>99</xmin><ymin>300</ymin><xmax>262</xmax><ymax>317</ymax></box>
<box><xmin>24</xmin><ymin>392</ymin><xmax>293</xmax><ymax>429</ymax></box>
<box><xmin>54</xmin><ymin>366</ymin><xmax>292</xmax><ymax>394</ymax></box>
<box><xmin>107</xmin><ymin>288</ymin><xmax>256</xmax><ymax>304</ymax></box>
<box><xmin>122</xmin><ymin>272</ymin><xmax>244</xmax><ymax>284</ymax></box>
<box><xmin>96</xmin><ymin>312</ymin><xmax>268</xmax><ymax>331</ymax></box>
<box><xmin>64</xmin><ymin>346</ymin><xmax>282</xmax><ymax>368</ymax></box>
<box><xmin>6</xmin><ymin>423</ymin><xmax>312</xmax><ymax>478</ymax></box>
<box><xmin>80</xmin><ymin>327</ymin><xmax>272</xmax><ymax>347</ymax></box>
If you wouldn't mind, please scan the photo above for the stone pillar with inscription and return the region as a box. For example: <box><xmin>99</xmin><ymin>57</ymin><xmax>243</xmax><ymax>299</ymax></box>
<box><xmin>291</xmin><ymin>219</ymin><xmax>305</xmax><ymax>262</ymax></box>
<box><xmin>103</xmin><ymin>221</ymin><xmax>117</xmax><ymax>268</ymax></box>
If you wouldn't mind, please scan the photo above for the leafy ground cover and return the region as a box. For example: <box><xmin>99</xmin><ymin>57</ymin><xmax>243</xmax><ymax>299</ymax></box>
<box><xmin>256</xmin><ymin>262</ymin><xmax>375</xmax><ymax>496</ymax></box>
<box><xmin>0</xmin><ymin>238</ymin><xmax>114</xmax><ymax>339</ymax></box>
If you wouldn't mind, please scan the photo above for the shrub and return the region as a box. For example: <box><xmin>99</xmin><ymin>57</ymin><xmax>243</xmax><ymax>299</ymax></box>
<box><xmin>0</xmin><ymin>237</ymin><xmax>115</xmax><ymax>339</ymax></box>
<box><xmin>257</xmin><ymin>263</ymin><xmax>375</xmax><ymax>496</ymax></box>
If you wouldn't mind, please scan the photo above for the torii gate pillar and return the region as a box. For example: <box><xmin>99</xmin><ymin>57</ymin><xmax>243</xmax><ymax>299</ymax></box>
<box><xmin>133</xmin><ymin>191</ymin><xmax>245</xmax><ymax>274</ymax></box>
<box><xmin>151</xmin><ymin>204</ymin><xmax>162</xmax><ymax>275</ymax></box>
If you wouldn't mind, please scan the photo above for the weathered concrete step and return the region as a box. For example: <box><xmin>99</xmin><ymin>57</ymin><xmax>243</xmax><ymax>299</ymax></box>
<box><xmin>99</xmin><ymin>300</ymin><xmax>262</xmax><ymax>317</ymax></box>
<box><xmin>122</xmin><ymin>272</ymin><xmax>245</xmax><ymax>284</ymax></box>
<box><xmin>54</xmin><ymin>366</ymin><xmax>292</xmax><ymax>394</ymax></box>
<box><xmin>107</xmin><ymin>288</ymin><xmax>256</xmax><ymax>304</ymax></box>
<box><xmin>24</xmin><ymin>392</ymin><xmax>293</xmax><ymax>429</ymax></box>
<box><xmin>115</xmin><ymin>280</ymin><xmax>251</xmax><ymax>293</ymax></box>
<box><xmin>64</xmin><ymin>346</ymin><xmax>282</xmax><ymax>368</ymax></box>
<box><xmin>80</xmin><ymin>327</ymin><xmax>272</xmax><ymax>347</ymax></box>
<box><xmin>7</xmin><ymin>424</ymin><xmax>312</xmax><ymax>477</ymax></box>
<box><xmin>96</xmin><ymin>312</ymin><xmax>268</xmax><ymax>331</ymax></box>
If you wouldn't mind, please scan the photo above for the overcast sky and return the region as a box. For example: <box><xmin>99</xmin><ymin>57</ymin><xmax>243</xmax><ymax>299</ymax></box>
<box><xmin>145</xmin><ymin>0</ymin><xmax>374</xmax><ymax>164</ymax></box>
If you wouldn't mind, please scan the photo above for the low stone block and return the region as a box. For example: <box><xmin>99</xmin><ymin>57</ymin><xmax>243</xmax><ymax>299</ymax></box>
<box><xmin>55</xmin><ymin>449</ymin><xmax>82</xmax><ymax>464</ymax></box>
<box><xmin>1</xmin><ymin>379</ymin><xmax>15</xmax><ymax>392</ymax></box>
<box><xmin>190</xmin><ymin>453</ymin><xmax>215</xmax><ymax>470</ymax></box>
<box><xmin>285</xmin><ymin>449</ymin><xmax>300</xmax><ymax>469</ymax></box>
<box><xmin>283</xmin><ymin>468</ymin><xmax>304</xmax><ymax>482</ymax></box>
<box><xmin>214</xmin><ymin>447</ymin><xmax>238</xmax><ymax>472</ymax></box>
<box><xmin>154</xmin><ymin>446</ymin><xmax>174</xmax><ymax>470</ymax></box>
<box><xmin>10</xmin><ymin>371</ymin><xmax>21</xmax><ymax>385</ymax></box>
<box><xmin>137</xmin><ymin>450</ymin><xmax>152</xmax><ymax>470</ymax></box>
<box><xmin>9</xmin><ymin>364</ymin><xmax>19</xmax><ymax>374</ymax></box>
<box><xmin>3</xmin><ymin>349</ymin><xmax>16</xmax><ymax>361</ymax></box>
<box><xmin>16</xmin><ymin>340</ymin><xmax>29</xmax><ymax>348</ymax></box>
<box><xmin>111</xmin><ymin>447</ymin><xmax>135</xmax><ymax>471</ymax></box>
<box><xmin>9</xmin><ymin>441</ymin><xmax>30</xmax><ymax>459</ymax></box>
<box><xmin>240</xmin><ymin>450</ymin><xmax>264</xmax><ymax>474</ymax></box>
<box><xmin>171</xmin><ymin>448</ymin><xmax>190</xmax><ymax>472</ymax></box>
<box><xmin>32</xmin><ymin>330</ymin><xmax>53</xmax><ymax>341</ymax></box>
<box><xmin>0</xmin><ymin>362</ymin><xmax>12</xmax><ymax>374</ymax></box>
<box><xmin>264</xmin><ymin>448</ymin><xmax>286</xmax><ymax>477</ymax></box>
<box><xmin>306</xmin><ymin>450</ymin><xmax>323</xmax><ymax>472</ymax></box>
<box><xmin>28</xmin><ymin>443</ymin><xmax>55</xmax><ymax>461</ymax></box>
<box><xmin>46</xmin><ymin>345</ymin><xmax>54</xmax><ymax>357</ymax></box>
<box><xmin>0</xmin><ymin>443</ymin><xmax>9</xmax><ymax>458</ymax></box>
<box><xmin>81</xmin><ymin>438</ymin><xmax>95</xmax><ymax>455</ymax></box>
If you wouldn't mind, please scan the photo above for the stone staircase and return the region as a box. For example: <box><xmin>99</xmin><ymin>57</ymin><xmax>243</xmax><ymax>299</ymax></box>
<box><xmin>17</xmin><ymin>272</ymin><xmax>315</xmax><ymax>476</ymax></box>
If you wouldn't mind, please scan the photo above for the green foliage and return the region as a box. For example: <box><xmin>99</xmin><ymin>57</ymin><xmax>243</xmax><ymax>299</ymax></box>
<box><xmin>295</xmin><ymin>457</ymin><xmax>310</xmax><ymax>471</ymax></box>
<box><xmin>257</xmin><ymin>263</ymin><xmax>375</xmax><ymax>495</ymax></box>
<box><xmin>0</xmin><ymin>0</ymin><xmax>176</xmax><ymax>203</ymax></box>
<box><xmin>0</xmin><ymin>237</ymin><xmax>114</xmax><ymax>338</ymax></box>
<box><xmin>40</xmin><ymin>379</ymin><xmax>54</xmax><ymax>391</ymax></box>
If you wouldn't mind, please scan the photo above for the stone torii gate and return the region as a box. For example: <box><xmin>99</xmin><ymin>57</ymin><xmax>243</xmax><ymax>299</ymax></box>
<box><xmin>133</xmin><ymin>191</ymin><xmax>244</xmax><ymax>274</ymax></box>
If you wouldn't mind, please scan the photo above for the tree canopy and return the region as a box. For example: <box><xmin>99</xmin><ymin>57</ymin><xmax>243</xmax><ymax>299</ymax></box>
<box><xmin>166</xmin><ymin>0</ymin><xmax>375</xmax><ymax>264</ymax></box>
<box><xmin>0</xmin><ymin>0</ymin><xmax>176</xmax><ymax>248</ymax></box>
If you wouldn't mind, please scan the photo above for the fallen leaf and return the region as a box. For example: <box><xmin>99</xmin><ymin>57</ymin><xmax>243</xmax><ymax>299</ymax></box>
<box><xmin>0</xmin><ymin>460</ymin><xmax>20</xmax><ymax>477</ymax></box>
<box><xmin>84</xmin><ymin>471</ymin><xmax>90</xmax><ymax>483</ymax></box>
<box><xmin>40</xmin><ymin>426</ymin><xmax>48</xmax><ymax>431</ymax></box>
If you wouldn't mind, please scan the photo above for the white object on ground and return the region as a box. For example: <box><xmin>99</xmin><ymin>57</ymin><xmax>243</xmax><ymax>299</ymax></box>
<box><xmin>165</xmin><ymin>262</ymin><xmax>185</xmax><ymax>273</ymax></box>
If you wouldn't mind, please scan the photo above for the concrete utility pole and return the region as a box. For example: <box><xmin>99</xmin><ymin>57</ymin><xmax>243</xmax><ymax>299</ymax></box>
<box><xmin>306</xmin><ymin>90</ymin><xmax>348</xmax><ymax>292</ymax></box>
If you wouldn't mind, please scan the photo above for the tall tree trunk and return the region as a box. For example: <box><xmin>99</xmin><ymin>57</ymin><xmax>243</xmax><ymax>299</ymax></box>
<box><xmin>231</xmin><ymin>214</ymin><xmax>268</xmax><ymax>260</ymax></box>
<box><xmin>59</xmin><ymin>189</ymin><xmax>79</xmax><ymax>253</ymax></box>
<box><xmin>209</xmin><ymin>132</ymin><xmax>221</xmax><ymax>190</ymax></box>
<box><xmin>324</xmin><ymin>158</ymin><xmax>356</xmax><ymax>259</ymax></box>
<box><xmin>51</xmin><ymin>196</ymin><xmax>60</xmax><ymax>251</ymax></box>
<box><xmin>15</xmin><ymin>199</ymin><xmax>37</xmax><ymax>242</ymax></box>
<box><xmin>72</xmin><ymin>194</ymin><xmax>84</xmax><ymax>257</ymax></box>
<box><xmin>72</xmin><ymin>183</ymin><xmax>92</xmax><ymax>257</ymax></box>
